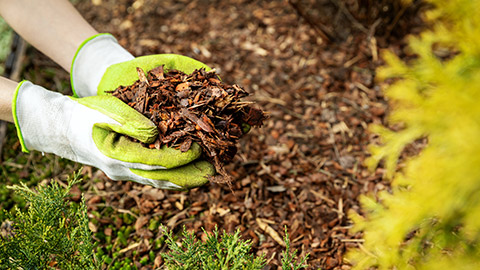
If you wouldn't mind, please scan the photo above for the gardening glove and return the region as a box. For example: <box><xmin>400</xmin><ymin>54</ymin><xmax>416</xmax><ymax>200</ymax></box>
<box><xmin>70</xmin><ymin>33</ymin><xmax>210</xmax><ymax>97</ymax></box>
<box><xmin>12</xmin><ymin>81</ymin><xmax>215</xmax><ymax>190</ymax></box>
<box><xmin>70</xmin><ymin>34</ymin><xmax>218</xmax><ymax>183</ymax></box>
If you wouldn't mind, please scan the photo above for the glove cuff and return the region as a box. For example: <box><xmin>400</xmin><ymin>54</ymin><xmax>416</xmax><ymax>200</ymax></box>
<box><xmin>70</xmin><ymin>33</ymin><xmax>134</xmax><ymax>97</ymax></box>
<box><xmin>13</xmin><ymin>81</ymin><xmax>75</xmax><ymax>157</ymax></box>
<box><xmin>12</xmin><ymin>80</ymin><xmax>29</xmax><ymax>152</ymax></box>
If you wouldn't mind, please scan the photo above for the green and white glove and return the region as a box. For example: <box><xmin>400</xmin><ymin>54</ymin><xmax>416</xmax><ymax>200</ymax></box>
<box><xmin>70</xmin><ymin>33</ymin><xmax>134</xmax><ymax>97</ymax></box>
<box><xmin>12</xmin><ymin>81</ymin><xmax>215</xmax><ymax>190</ymax></box>
<box><xmin>71</xmin><ymin>33</ymin><xmax>209</xmax><ymax>97</ymax></box>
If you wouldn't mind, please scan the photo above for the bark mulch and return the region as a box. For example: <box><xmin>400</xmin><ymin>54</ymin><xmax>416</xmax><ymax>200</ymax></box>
<box><xmin>25</xmin><ymin>0</ymin><xmax>426</xmax><ymax>268</ymax></box>
<box><xmin>110</xmin><ymin>66</ymin><xmax>267</xmax><ymax>184</ymax></box>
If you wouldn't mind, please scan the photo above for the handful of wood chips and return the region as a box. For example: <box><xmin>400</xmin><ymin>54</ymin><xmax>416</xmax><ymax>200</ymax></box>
<box><xmin>109</xmin><ymin>66</ymin><xmax>267</xmax><ymax>184</ymax></box>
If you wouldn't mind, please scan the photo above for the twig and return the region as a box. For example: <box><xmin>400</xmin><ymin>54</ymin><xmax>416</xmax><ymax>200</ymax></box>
<box><xmin>385</xmin><ymin>0</ymin><xmax>425</xmax><ymax>39</ymax></box>
<box><xmin>341</xmin><ymin>238</ymin><xmax>365</xmax><ymax>243</ymax></box>
<box><xmin>288</xmin><ymin>0</ymin><xmax>333</xmax><ymax>43</ymax></box>
<box><xmin>367</xmin><ymin>18</ymin><xmax>382</xmax><ymax>39</ymax></box>
<box><xmin>367</xmin><ymin>18</ymin><xmax>382</xmax><ymax>62</ymax></box>
<box><xmin>116</xmin><ymin>208</ymin><xmax>139</xmax><ymax>219</ymax></box>
<box><xmin>119</xmin><ymin>242</ymin><xmax>141</xmax><ymax>254</ymax></box>
<box><xmin>385</xmin><ymin>3</ymin><xmax>409</xmax><ymax>39</ymax></box>
<box><xmin>331</xmin><ymin>0</ymin><xmax>368</xmax><ymax>33</ymax></box>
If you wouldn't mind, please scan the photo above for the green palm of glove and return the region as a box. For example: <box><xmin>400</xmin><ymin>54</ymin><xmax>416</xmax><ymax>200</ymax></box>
<box><xmin>77</xmin><ymin>95</ymin><xmax>214</xmax><ymax>189</ymax></box>
<box><xmin>97</xmin><ymin>54</ymin><xmax>210</xmax><ymax>95</ymax></box>
<box><xmin>95</xmin><ymin>54</ymin><xmax>216</xmax><ymax>189</ymax></box>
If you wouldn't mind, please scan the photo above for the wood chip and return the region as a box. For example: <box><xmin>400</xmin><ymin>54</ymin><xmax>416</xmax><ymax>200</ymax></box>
<box><xmin>256</xmin><ymin>218</ymin><xmax>285</xmax><ymax>247</ymax></box>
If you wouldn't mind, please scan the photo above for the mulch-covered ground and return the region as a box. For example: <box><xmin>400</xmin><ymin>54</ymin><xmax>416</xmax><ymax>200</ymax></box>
<box><xmin>16</xmin><ymin>0</ymin><xmax>427</xmax><ymax>268</ymax></box>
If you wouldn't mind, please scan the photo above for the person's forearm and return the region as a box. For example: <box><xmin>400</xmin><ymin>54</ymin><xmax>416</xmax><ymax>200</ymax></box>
<box><xmin>0</xmin><ymin>76</ymin><xmax>18</xmax><ymax>122</ymax></box>
<box><xmin>0</xmin><ymin>0</ymin><xmax>98</xmax><ymax>71</ymax></box>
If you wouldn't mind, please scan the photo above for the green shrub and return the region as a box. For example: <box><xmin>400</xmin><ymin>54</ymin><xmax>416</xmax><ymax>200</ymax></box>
<box><xmin>347</xmin><ymin>0</ymin><xmax>480</xmax><ymax>269</ymax></box>
<box><xmin>161</xmin><ymin>225</ymin><xmax>308</xmax><ymax>270</ymax></box>
<box><xmin>161</xmin><ymin>225</ymin><xmax>266</xmax><ymax>270</ymax></box>
<box><xmin>281</xmin><ymin>227</ymin><xmax>309</xmax><ymax>270</ymax></box>
<box><xmin>0</xmin><ymin>172</ymin><xmax>98</xmax><ymax>269</ymax></box>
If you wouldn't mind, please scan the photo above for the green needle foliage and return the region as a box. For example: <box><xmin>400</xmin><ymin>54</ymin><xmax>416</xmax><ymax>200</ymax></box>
<box><xmin>0</xmin><ymin>172</ymin><xmax>98</xmax><ymax>269</ymax></box>
<box><xmin>281</xmin><ymin>227</ymin><xmax>309</xmax><ymax>270</ymax></box>
<box><xmin>161</xmin><ymin>225</ymin><xmax>266</xmax><ymax>270</ymax></box>
<box><xmin>347</xmin><ymin>0</ymin><xmax>480</xmax><ymax>269</ymax></box>
<box><xmin>161</xmin><ymin>225</ymin><xmax>309</xmax><ymax>270</ymax></box>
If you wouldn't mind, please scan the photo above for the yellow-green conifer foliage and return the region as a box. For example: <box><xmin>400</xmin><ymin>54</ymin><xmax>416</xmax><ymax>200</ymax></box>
<box><xmin>347</xmin><ymin>0</ymin><xmax>480</xmax><ymax>269</ymax></box>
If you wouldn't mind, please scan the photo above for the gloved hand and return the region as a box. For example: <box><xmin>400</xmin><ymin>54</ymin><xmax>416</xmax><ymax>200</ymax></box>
<box><xmin>70</xmin><ymin>33</ymin><xmax>209</xmax><ymax>97</ymax></box>
<box><xmin>12</xmin><ymin>81</ymin><xmax>215</xmax><ymax>190</ymax></box>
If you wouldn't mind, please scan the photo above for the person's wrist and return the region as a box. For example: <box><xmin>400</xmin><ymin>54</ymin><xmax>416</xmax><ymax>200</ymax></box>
<box><xmin>70</xmin><ymin>33</ymin><xmax>134</xmax><ymax>97</ymax></box>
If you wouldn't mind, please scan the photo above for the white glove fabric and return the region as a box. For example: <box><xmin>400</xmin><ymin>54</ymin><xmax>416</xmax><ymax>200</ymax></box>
<box><xmin>70</xmin><ymin>34</ymin><xmax>134</xmax><ymax>97</ymax></box>
<box><xmin>13</xmin><ymin>81</ymin><xmax>181</xmax><ymax>189</ymax></box>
